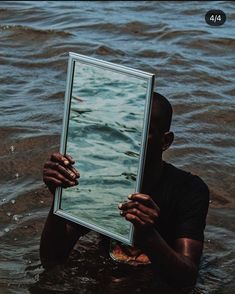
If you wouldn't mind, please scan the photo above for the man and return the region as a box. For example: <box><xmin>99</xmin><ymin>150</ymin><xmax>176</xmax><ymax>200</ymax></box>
<box><xmin>40</xmin><ymin>92</ymin><xmax>209</xmax><ymax>289</ymax></box>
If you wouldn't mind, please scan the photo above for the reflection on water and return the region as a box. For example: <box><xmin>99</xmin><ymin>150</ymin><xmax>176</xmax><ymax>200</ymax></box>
<box><xmin>0</xmin><ymin>1</ymin><xmax>234</xmax><ymax>293</ymax></box>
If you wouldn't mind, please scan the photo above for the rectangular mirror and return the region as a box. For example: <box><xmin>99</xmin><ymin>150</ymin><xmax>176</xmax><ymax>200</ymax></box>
<box><xmin>54</xmin><ymin>52</ymin><xmax>154</xmax><ymax>245</ymax></box>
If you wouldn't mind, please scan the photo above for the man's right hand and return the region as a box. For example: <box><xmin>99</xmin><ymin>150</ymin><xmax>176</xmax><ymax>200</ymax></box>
<box><xmin>43</xmin><ymin>152</ymin><xmax>80</xmax><ymax>194</ymax></box>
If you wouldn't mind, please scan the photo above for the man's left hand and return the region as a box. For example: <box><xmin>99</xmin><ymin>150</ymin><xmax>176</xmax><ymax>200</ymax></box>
<box><xmin>118</xmin><ymin>193</ymin><xmax>160</xmax><ymax>234</ymax></box>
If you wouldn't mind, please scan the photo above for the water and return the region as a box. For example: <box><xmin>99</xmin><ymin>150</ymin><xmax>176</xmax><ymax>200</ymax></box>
<box><xmin>0</xmin><ymin>1</ymin><xmax>234</xmax><ymax>293</ymax></box>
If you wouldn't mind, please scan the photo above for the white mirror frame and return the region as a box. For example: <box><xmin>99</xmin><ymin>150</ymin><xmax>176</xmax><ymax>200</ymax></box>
<box><xmin>54</xmin><ymin>52</ymin><xmax>155</xmax><ymax>245</ymax></box>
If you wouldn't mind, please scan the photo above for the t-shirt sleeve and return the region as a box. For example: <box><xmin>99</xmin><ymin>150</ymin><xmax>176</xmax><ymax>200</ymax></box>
<box><xmin>174</xmin><ymin>175</ymin><xmax>210</xmax><ymax>241</ymax></box>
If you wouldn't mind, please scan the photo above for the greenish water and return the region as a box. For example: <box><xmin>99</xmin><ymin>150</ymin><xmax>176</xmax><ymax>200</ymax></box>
<box><xmin>61</xmin><ymin>60</ymin><xmax>148</xmax><ymax>240</ymax></box>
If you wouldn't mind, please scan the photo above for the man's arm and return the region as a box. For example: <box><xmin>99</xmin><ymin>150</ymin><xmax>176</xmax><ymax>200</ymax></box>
<box><xmin>40</xmin><ymin>152</ymin><xmax>89</xmax><ymax>268</ymax></box>
<box><xmin>135</xmin><ymin>230</ymin><xmax>202</xmax><ymax>287</ymax></box>
<box><xmin>119</xmin><ymin>193</ymin><xmax>203</xmax><ymax>288</ymax></box>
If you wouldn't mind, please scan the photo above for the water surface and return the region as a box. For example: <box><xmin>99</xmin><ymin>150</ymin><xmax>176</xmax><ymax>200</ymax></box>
<box><xmin>0</xmin><ymin>1</ymin><xmax>234</xmax><ymax>293</ymax></box>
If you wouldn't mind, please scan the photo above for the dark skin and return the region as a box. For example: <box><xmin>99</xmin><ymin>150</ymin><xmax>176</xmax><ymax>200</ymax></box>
<box><xmin>40</xmin><ymin>153</ymin><xmax>89</xmax><ymax>267</ymax></box>
<box><xmin>40</xmin><ymin>103</ymin><xmax>204</xmax><ymax>288</ymax></box>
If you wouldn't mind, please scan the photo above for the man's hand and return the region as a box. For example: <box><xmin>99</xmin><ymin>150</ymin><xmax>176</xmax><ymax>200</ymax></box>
<box><xmin>43</xmin><ymin>152</ymin><xmax>80</xmax><ymax>194</ymax></box>
<box><xmin>118</xmin><ymin>193</ymin><xmax>160</xmax><ymax>245</ymax></box>
<box><xmin>119</xmin><ymin>193</ymin><xmax>202</xmax><ymax>288</ymax></box>
<box><xmin>119</xmin><ymin>193</ymin><xmax>160</xmax><ymax>229</ymax></box>
<box><xmin>40</xmin><ymin>152</ymin><xmax>89</xmax><ymax>268</ymax></box>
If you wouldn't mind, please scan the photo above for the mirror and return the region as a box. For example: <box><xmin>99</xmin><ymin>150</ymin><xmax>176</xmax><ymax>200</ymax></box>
<box><xmin>54</xmin><ymin>53</ymin><xmax>154</xmax><ymax>245</ymax></box>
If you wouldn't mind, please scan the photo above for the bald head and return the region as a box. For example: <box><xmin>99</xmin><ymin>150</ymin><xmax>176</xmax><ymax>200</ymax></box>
<box><xmin>143</xmin><ymin>93</ymin><xmax>174</xmax><ymax>189</ymax></box>
<box><xmin>144</xmin><ymin>92</ymin><xmax>174</xmax><ymax>181</ymax></box>
<box><xmin>151</xmin><ymin>92</ymin><xmax>173</xmax><ymax>135</ymax></box>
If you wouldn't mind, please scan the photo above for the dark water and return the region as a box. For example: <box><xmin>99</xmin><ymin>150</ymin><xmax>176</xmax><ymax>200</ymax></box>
<box><xmin>0</xmin><ymin>1</ymin><xmax>234</xmax><ymax>293</ymax></box>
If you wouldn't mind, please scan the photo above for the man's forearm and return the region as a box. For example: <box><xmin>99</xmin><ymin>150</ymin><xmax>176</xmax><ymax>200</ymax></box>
<box><xmin>40</xmin><ymin>204</ymin><xmax>87</xmax><ymax>268</ymax></box>
<box><xmin>140</xmin><ymin>230</ymin><xmax>198</xmax><ymax>288</ymax></box>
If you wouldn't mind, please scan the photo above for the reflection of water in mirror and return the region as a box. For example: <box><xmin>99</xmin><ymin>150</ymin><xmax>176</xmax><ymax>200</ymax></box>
<box><xmin>61</xmin><ymin>61</ymin><xmax>148</xmax><ymax>239</ymax></box>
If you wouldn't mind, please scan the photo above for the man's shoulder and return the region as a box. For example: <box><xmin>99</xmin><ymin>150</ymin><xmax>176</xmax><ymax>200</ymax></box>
<box><xmin>163</xmin><ymin>161</ymin><xmax>209</xmax><ymax>199</ymax></box>
<box><xmin>164</xmin><ymin>161</ymin><xmax>207</xmax><ymax>184</ymax></box>
<box><xmin>154</xmin><ymin>162</ymin><xmax>210</xmax><ymax>244</ymax></box>
<box><xmin>163</xmin><ymin>161</ymin><xmax>190</xmax><ymax>181</ymax></box>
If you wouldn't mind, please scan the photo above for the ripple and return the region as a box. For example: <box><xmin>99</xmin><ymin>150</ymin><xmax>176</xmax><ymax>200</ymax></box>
<box><xmin>182</xmin><ymin>37</ymin><xmax>235</xmax><ymax>54</ymax></box>
<box><xmin>158</xmin><ymin>29</ymin><xmax>209</xmax><ymax>41</ymax></box>
<box><xmin>0</xmin><ymin>24</ymin><xmax>73</xmax><ymax>37</ymax></box>
<box><xmin>95</xmin><ymin>45</ymin><xmax>125</xmax><ymax>56</ymax></box>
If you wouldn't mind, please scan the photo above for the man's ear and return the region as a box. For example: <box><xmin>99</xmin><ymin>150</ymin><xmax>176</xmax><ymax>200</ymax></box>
<box><xmin>162</xmin><ymin>131</ymin><xmax>174</xmax><ymax>151</ymax></box>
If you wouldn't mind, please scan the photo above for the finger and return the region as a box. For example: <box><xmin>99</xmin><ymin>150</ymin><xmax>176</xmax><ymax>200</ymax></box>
<box><xmin>119</xmin><ymin>201</ymin><xmax>145</xmax><ymax>211</ymax></box>
<box><xmin>128</xmin><ymin>193</ymin><xmax>160</xmax><ymax>211</ymax></box>
<box><xmin>123</xmin><ymin>213</ymin><xmax>145</xmax><ymax>228</ymax></box>
<box><xmin>118</xmin><ymin>201</ymin><xmax>159</xmax><ymax>219</ymax></box>
<box><xmin>44</xmin><ymin>176</ymin><xmax>74</xmax><ymax>189</ymax></box>
<box><xmin>43</xmin><ymin>176</ymin><xmax>63</xmax><ymax>188</ymax></box>
<box><xmin>50</xmin><ymin>152</ymin><xmax>71</xmax><ymax>166</ymax></box>
<box><xmin>50</xmin><ymin>153</ymin><xmax>80</xmax><ymax>177</ymax></box>
<box><xmin>65</xmin><ymin>154</ymin><xmax>75</xmax><ymax>164</ymax></box>
<box><xmin>68</xmin><ymin>165</ymin><xmax>80</xmax><ymax>177</ymax></box>
<box><xmin>44</xmin><ymin>161</ymin><xmax>79</xmax><ymax>180</ymax></box>
<box><xmin>44</xmin><ymin>169</ymin><xmax>78</xmax><ymax>187</ymax></box>
<box><xmin>120</xmin><ymin>209</ymin><xmax>154</xmax><ymax>225</ymax></box>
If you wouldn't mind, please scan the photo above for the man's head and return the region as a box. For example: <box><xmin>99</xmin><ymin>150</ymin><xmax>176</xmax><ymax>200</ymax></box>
<box><xmin>151</xmin><ymin>92</ymin><xmax>173</xmax><ymax>136</ymax></box>
<box><xmin>146</xmin><ymin>92</ymin><xmax>174</xmax><ymax>164</ymax></box>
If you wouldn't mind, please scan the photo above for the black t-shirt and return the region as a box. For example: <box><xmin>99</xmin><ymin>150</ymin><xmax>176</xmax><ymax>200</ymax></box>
<box><xmin>147</xmin><ymin>161</ymin><xmax>210</xmax><ymax>246</ymax></box>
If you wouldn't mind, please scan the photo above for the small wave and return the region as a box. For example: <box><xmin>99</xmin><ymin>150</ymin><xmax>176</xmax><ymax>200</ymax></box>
<box><xmin>166</xmin><ymin>53</ymin><xmax>192</xmax><ymax>67</ymax></box>
<box><xmin>191</xmin><ymin>70</ymin><xmax>231</xmax><ymax>85</ymax></box>
<box><xmin>77</xmin><ymin>123</ymin><xmax>133</xmax><ymax>143</ymax></box>
<box><xmin>80</xmin><ymin>21</ymin><xmax>168</xmax><ymax>38</ymax></box>
<box><xmin>190</xmin><ymin>90</ymin><xmax>224</xmax><ymax>100</ymax></box>
<box><xmin>121</xmin><ymin>21</ymin><xmax>171</xmax><ymax>38</ymax></box>
<box><xmin>182</xmin><ymin>37</ymin><xmax>235</xmax><ymax>54</ymax></box>
<box><xmin>121</xmin><ymin>20</ymin><xmax>153</xmax><ymax>35</ymax></box>
<box><xmin>207</xmin><ymin>38</ymin><xmax>235</xmax><ymax>49</ymax></box>
<box><xmin>190</xmin><ymin>107</ymin><xmax>234</xmax><ymax>124</ymax></box>
<box><xmin>209</xmin><ymin>189</ymin><xmax>233</xmax><ymax>207</ymax></box>
<box><xmin>95</xmin><ymin>45</ymin><xmax>125</xmax><ymax>56</ymax></box>
<box><xmin>14</xmin><ymin>58</ymin><xmax>66</xmax><ymax>70</ymax></box>
<box><xmin>80</xmin><ymin>20</ymin><xmax>153</xmax><ymax>35</ymax></box>
<box><xmin>78</xmin><ymin>22</ymin><xmax>118</xmax><ymax>32</ymax></box>
<box><xmin>183</xmin><ymin>8</ymin><xmax>206</xmax><ymax>16</ymax></box>
<box><xmin>158</xmin><ymin>29</ymin><xmax>210</xmax><ymax>41</ymax></box>
<box><xmin>224</xmin><ymin>88</ymin><xmax>235</xmax><ymax>96</ymax></box>
<box><xmin>136</xmin><ymin>50</ymin><xmax>168</xmax><ymax>58</ymax></box>
<box><xmin>47</xmin><ymin>91</ymin><xmax>65</xmax><ymax>100</ymax></box>
<box><xmin>0</xmin><ymin>24</ymin><xmax>73</xmax><ymax>38</ymax></box>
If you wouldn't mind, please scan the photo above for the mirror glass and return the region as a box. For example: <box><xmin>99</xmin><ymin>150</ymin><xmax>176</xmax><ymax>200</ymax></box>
<box><xmin>54</xmin><ymin>53</ymin><xmax>154</xmax><ymax>245</ymax></box>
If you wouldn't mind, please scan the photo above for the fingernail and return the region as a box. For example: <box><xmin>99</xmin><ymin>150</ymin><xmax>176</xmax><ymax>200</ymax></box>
<box><xmin>70</xmin><ymin>173</ymin><xmax>76</xmax><ymax>179</ymax></box>
<box><xmin>128</xmin><ymin>194</ymin><xmax>132</xmax><ymax>200</ymax></box>
<box><xmin>118</xmin><ymin>203</ymin><xmax>122</xmax><ymax>209</ymax></box>
<box><xmin>64</xmin><ymin>160</ymin><xmax>69</xmax><ymax>165</ymax></box>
